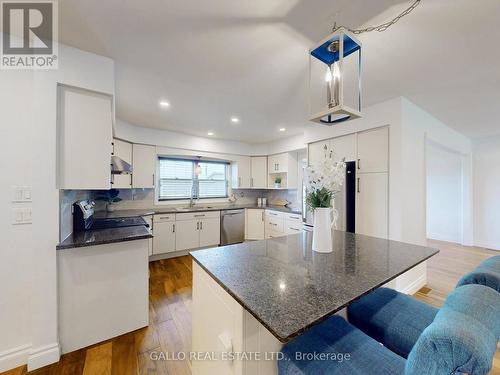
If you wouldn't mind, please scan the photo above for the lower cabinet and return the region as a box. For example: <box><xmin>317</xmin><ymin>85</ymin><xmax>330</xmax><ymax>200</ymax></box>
<box><xmin>152</xmin><ymin>214</ymin><xmax>176</xmax><ymax>255</ymax></box>
<box><xmin>245</xmin><ymin>209</ymin><xmax>265</xmax><ymax>240</ymax></box>
<box><xmin>176</xmin><ymin>211</ymin><xmax>221</xmax><ymax>251</ymax></box>
<box><xmin>264</xmin><ymin>210</ymin><xmax>302</xmax><ymax>239</ymax></box>
<box><xmin>355</xmin><ymin>172</ymin><xmax>388</xmax><ymax>238</ymax></box>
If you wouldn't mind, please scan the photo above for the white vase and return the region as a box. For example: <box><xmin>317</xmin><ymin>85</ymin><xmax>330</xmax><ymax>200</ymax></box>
<box><xmin>312</xmin><ymin>207</ymin><xmax>337</xmax><ymax>253</ymax></box>
<box><xmin>274</xmin><ymin>183</ymin><xmax>281</xmax><ymax>189</ymax></box>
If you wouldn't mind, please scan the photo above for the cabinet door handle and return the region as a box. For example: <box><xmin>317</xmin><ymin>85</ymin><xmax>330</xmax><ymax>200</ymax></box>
<box><xmin>262</xmin><ymin>211</ymin><xmax>264</xmax><ymax>222</ymax></box>
<box><xmin>172</xmin><ymin>224</ymin><xmax>175</xmax><ymax>233</ymax></box>
<box><xmin>197</xmin><ymin>222</ymin><xmax>199</xmax><ymax>230</ymax></box>
<box><xmin>357</xmin><ymin>178</ymin><xmax>361</xmax><ymax>193</ymax></box>
<box><xmin>238</xmin><ymin>177</ymin><xmax>241</xmax><ymax>187</ymax></box>
<box><xmin>251</xmin><ymin>178</ymin><xmax>253</xmax><ymax>187</ymax></box>
<box><xmin>357</xmin><ymin>159</ymin><xmax>361</xmax><ymax>170</ymax></box>
<box><xmin>194</xmin><ymin>214</ymin><xmax>205</xmax><ymax>218</ymax></box>
<box><xmin>289</xmin><ymin>227</ymin><xmax>300</xmax><ymax>231</ymax></box>
<box><xmin>200</xmin><ymin>221</ymin><xmax>203</xmax><ymax>230</ymax></box>
<box><xmin>152</xmin><ymin>173</ymin><xmax>155</xmax><ymax>186</ymax></box>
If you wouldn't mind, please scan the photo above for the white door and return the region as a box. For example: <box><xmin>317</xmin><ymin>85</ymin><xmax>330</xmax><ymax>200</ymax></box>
<box><xmin>357</xmin><ymin>127</ymin><xmax>389</xmax><ymax>173</ymax></box>
<box><xmin>308</xmin><ymin>140</ymin><xmax>331</xmax><ymax>166</ymax></box>
<box><xmin>251</xmin><ymin>157</ymin><xmax>267</xmax><ymax>189</ymax></box>
<box><xmin>356</xmin><ymin>172</ymin><xmax>388</xmax><ymax>238</ymax></box>
<box><xmin>246</xmin><ymin>209</ymin><xmax>265</xmax><ymax>240</ymax></box>
<box><xmin>232</xmin><ymin>157</ymin><xmax>251</xmax><ymax>188</ymax></box>
<box><xmin>199</xmin><ymin>218</ymin><xmax>220</xmax><ymax>247</ymax></box>
<box><xmin>132</xmin><ymin>144</ymin><xmax>156</xmax><ymax>188</ymax></box>
<box><xmin>175</xmin><ymin>220</ymin><xmax>200</xmax><ymax>251</ymax></box>
<box><xmin>58</xmin><ymin>85</ymin><xmax>113</xmax><ymax>190</ymax></box>
<box><xmin>112</xmin><ymin>139</ymin><xmax>132</xmax><ymax>189</ymax></box>
<box><xmin>153</xmin><ymin>221</ymin><xmax>176</xmax><ymax>255</ymax></box>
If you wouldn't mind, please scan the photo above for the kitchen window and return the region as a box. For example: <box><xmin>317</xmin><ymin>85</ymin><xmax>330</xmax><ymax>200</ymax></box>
<box><xmin>158</xmin><ymin>157</ymin><xmax>229</xmax><ymax>200</ymax></box>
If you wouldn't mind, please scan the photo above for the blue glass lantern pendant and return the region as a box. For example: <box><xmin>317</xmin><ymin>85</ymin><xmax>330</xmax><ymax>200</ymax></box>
<box><xmin>309</xmin><ymin>28</ymin><xmax>362</xmax><ymax>125</ymax></box>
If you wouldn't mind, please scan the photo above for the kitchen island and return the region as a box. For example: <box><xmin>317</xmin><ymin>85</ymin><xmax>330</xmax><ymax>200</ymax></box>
<box><xmin>190</xmin><ymin>230</ymin><xmax>438</xmax><ymax>375</ymax></box>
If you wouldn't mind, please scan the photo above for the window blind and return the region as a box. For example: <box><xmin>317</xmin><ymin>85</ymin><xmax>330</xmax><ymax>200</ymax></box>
<box><xmin>158</xmin><ymin>158</ymin><xmax>228</xmax><ymax>200</ymax></box>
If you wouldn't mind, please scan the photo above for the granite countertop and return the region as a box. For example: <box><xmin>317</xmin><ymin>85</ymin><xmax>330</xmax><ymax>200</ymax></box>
<box><xmin>94</xmin><ymin>203</ymin><xmax>301</xmax><ymax>219</ymax></box>
<box><xmin>57</xmin><ymin>226</ymin><xmax>153</xmax><ymax>250</ymax></box>
<box><xmin>190</xmin><ymin>231</ymin><xmax>439</xmax><ymax>343</ymax></box>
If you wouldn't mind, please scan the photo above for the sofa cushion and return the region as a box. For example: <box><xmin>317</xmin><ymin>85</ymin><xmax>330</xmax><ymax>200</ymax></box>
<box><xmin>406</xmin><ymin>284</ymin><xmax>500</xmax><ymax>375</ymax></box>
<box><xmin>278</xmin><ymin>315</ymin><xmax>406</xmax><ymax>375</ymax></box>
<box><xmin>347</xmin><ymin>287</ymin><xmax>438</xmax><ymax>358</ymax></box>
<box><xmin>456</xmin><ymin>255</ymin><xmax>500</xmax><ymax>293</ymax></box>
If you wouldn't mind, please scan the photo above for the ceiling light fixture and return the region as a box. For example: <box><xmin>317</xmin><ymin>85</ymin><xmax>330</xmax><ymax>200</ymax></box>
<box><xmin>279</xmin><ymin>128</ymin><xmax>286</xmax><ymax>132</ymax></box>
<box><xmin>159</xmin><ymin>100</ymin><xmax>170</xmax><ymax>108</ymax></box>
<box><xmin>309</xmin><ymin>0</ymin><xmax>421</xmax><ymax>125</ymax></box>
<box><xmin>207</xmin><ymin>132</ymin><xmax>214</xmax><ymax>136</ymax></box>
<box><xmin>231</xmin><ymin>117</ymin><xmax>240</xmax><ymax>123</ymax></box>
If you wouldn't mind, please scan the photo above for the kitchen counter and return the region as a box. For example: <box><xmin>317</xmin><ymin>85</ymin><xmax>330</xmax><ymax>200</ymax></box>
<box><xmin>57</xmin><ymin>225</ymin><xmax>153</xmax><ymax>250</ymax></box>
<box><xmin>93</xmin><ymin>203</ymin><xmax>302</xmax><ymax>219</ymax></box>
<box><xmin>190</xmin><ymin>230</ymin><xmax>439</xmax><ymax>343</ymax></box>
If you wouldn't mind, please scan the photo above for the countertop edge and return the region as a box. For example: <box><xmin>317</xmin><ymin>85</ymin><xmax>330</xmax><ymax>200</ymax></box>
<box><xmin>56</xmin><ymin>233</ymin><xmax>153</xmax><ymax>250</ymax></box>
<box><xmin>190</xmin><ymin>247</ymin><xmax>439</xmax><ymax>343</ymax></box>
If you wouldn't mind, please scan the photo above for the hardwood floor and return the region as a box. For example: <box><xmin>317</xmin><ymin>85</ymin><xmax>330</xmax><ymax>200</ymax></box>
<box><xmin>2</xmin><ymin>240</ymin><xmax>499</xmax><ymax>375</ymax></box>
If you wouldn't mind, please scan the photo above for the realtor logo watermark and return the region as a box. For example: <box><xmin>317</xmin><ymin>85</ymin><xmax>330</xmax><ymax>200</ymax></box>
<box><xmin>1</xmin><ymin>0</ymin><xmax>58</xmax><ymax>69</ymax></box>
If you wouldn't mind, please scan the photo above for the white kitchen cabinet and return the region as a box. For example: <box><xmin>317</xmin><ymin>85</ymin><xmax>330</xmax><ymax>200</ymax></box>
<box><xmin>112</xmin><ymin>139</ymin><xmax>132</xmax><ymax>189</ymax></box>
<box><xmin>132</xmin><ymin>144</ymin><xmax>156</xmax><ymax>188</ymax></box>
<box><xmin>153</xmin><ymin>214</ymin><xmax>176</xmax><ymax>255</ymax></box>
<box><xmin>308</xmin><ymin>140</ymin><xmax>331</xmax><ymax>166</ymax></box>
<box><xmin>264</xmin><ymin>210</ymin><xmax>302</xmax><ymax>239</ymax></box>
<box><xmin>357</xmin><ymin>127</ymin><xmax>389</xmax><ymax>173</ymax></box>
<box><xmin>331</xmin><ymin>134</ymin><xmax>357</xmax><ymax>162</ymax></box>
<box><xmin>175</xmin><ymin>211</ymin><xmax>221</xmax><ymax>251</ymax></box>
<box><xmin>175</xmin><ymin>219</ymin><xmax>200</xmax><ymax>251</ymax></box>
<box><xmin>199</xmin><ymin>218</ymin><xmax>221</xmax><ymax>247</ymax></box>
<box><xmin>245</xmin><ymin>209</ymin><xmax>265</xmax><ymax>240</ymax></box>
<box><xmin>267</xmin><ymin>152</ymin><xmax>298</xmax><ymax>189</ymax></box>
<box><xmin>356</xmin><ymin>172</ymin><xmax>388</xmax><ymax>238</ymax></box>
<box><xmin>232</xmin><ymin>157</ymin><xmax>251</xmax><ymax>189</ymax></box>
<box><xmin>250</xmin><ymin>156</ymin><xmax>267</xmax><ymax>189</ymax></box>
<box><xmin>57</xmin><ymin>85</ymin><xmax>113</xmax><ymax>190</ymax></box>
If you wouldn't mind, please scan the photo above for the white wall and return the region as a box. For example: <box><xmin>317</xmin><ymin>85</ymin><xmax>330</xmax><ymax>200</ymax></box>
<box><xmin>473</xmin><ymin>136</ymin><xmax>500</xmax><ymax>251</ymax></box>
<box><xmin>0</xmin><ymin>41</ymin><xmax>114</xmax><ymax>372</ymax></box>
<box><xmin>426</xmin><ymin>141</ymin><xmax>463</xmax><ymax>243</ymax></box>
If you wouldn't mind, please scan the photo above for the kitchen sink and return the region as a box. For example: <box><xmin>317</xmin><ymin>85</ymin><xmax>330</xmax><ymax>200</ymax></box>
<box><xmin>175</xmin><ymin>206</ymin><xmax>215</xmax><ymax>212</ymax></box>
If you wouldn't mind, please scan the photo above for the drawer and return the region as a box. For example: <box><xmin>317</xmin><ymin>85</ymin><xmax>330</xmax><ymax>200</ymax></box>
<box><xmin>153</xmin><ymin>213</ymin><xmax>175</xmax><ymax>223</ymax></box>
<box><xmin>284</xmin><ymin>222</ymin><xmax>302</xmax><ymax>235</ymax></box>
<box><xmin>266</xmin><ymin>229</ymin><xmax>286</xmax><ymax>239</ymax></box>
<box><xmin>265</xmin><ymin>216</ymin><xmax>284</xmax><ymax>232</ymax></box>
<box><xmin>175</xmin><ymin>210</ymin><xmax>220</xmax><ymax>221</ymax></box>
<box><xmin>285</xmin><ymin>213</ymin><xmax>302</xmax><ymax>223</ymax></box>
<box><xmin>265</xmin><ymin>209</ymin><xmax>284</xmax><ymax>219</ymax></box>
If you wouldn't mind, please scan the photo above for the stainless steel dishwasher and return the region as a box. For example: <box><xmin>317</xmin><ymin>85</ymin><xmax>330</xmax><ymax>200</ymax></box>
<box><xmin>220</xmin><ymin>209</ymin><xmax>245</xmax><ymax>245</ymax></box>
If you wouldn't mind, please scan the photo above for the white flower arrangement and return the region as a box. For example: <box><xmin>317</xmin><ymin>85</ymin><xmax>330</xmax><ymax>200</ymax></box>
<box><xmin>305</xmin><ymin>148</ymin><xmax>346</xmax><ymax>210</ymax></box>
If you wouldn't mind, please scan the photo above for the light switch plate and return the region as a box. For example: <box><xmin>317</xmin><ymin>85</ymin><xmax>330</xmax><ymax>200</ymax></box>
<box><xmin>11</xmin><ymin>186</ymin><xmax>32</xmax><ymax>202</ymax></box>
<box><xmin>12</xmin><ymin>207</ymin><xmax>32</xmax><ymax>224</ymax></box>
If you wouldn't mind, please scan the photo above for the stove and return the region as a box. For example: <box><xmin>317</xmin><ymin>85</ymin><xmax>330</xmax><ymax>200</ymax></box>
<box><xmin>73</xmin><ymin>200</ymin><xmax>147</xmax><ymax>231</ymax></box>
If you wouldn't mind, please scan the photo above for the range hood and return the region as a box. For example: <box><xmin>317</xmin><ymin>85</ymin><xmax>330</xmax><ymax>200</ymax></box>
<box><xmin>111</xmin><ymin>156</ymin><xmax>133</xmax><ymax>175</ymax></box>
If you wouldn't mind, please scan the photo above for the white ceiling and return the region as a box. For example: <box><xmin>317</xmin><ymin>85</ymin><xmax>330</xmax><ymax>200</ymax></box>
<box><xmin>58</xmin><ymin>0</ymin><xmax>500</xmax><ymax>143</ymax></box>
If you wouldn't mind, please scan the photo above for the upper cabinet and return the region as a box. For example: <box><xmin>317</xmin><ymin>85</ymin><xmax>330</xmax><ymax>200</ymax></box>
<box><xmin>132</xmin><ymin>144</ymin><xmax>156</xmax><ymax>189</ymax></box>
<box><xmin>231</xmin><ymin>157</ymin><xmax>251</xmax><ymax>189</ymax></box>
<box><xmin>250</xmin><ymin>156</ymin><xmax>267</xmax><ymax>189</ymax></box>
<box><xmin>267</xmin><ymin>152</ymin><xmax>298</xmax><ymax>189</ymax></box>
<box><xmin>308</xmin><ymin>140</ymin><xmax>330</xmax><ymax>166</ymax></box>
<box><xmin>357</xmin><ymin>127</ymin><xmax>389</xmax><ymax>173</ymax></box>
<box><xmin>112</xmin><ymin>139</ymin><xmax>132</xmax><ymax>189</ymax></box>
<box><xmin>57</xmin><ymin>85</ymin><xmax>113</xmax><ymax>190</ymax></box>
<box><xmin>308</xmin><ymin>134</ymin><xmax>356</xmax><ymax>166</ymax></box>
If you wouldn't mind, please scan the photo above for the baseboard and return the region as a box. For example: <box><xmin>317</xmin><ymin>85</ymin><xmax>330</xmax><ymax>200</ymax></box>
<box><xmin>400</xmin><ymin>274</ymin><xmax>427</xmax><ymax>295</ymax></box>
<box><xmin>427</xmin><ymin>233</ymin><xmax>460</xmax><ymax>244</ymax></box>
<box><xmin>0</xmin><ymin>344</ymin><xmax>31</xmax><ymax>372</ymax></box>
<box><xmin>27</xmin><ymin>343</ymin><xmax>60</xmax><ymax>371</ymax></box>
<box><xmin>474</xmin><ymin>241</ymin><xmax>500</xmax><ymax>252</ymax></box>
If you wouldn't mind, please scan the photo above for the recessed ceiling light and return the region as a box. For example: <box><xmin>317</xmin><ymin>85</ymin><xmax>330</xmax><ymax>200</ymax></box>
<box><xmin>231</xmin><ymin>117</ymin><xmax>240</xmax><ymax>123</ymax></box>
<box><xmin>207</xmin><ymin>132</ymin><xmax>214</xmax><ymax>136</ymax></box>
<box><xmin>159</xmin><ymin>100</ymin><xmax>170</xmax><ymax>108</ymax></box>
<box><xmin>279</xmin><ymin>127</ymin><xmax>286</xmax><ymax>132</ymax></box>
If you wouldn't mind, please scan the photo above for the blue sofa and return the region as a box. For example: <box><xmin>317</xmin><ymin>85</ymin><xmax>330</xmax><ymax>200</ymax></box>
<box><xmin>279</xmin><ymin>284</ymin><xmax>500</xmax><ymax>375</ymax></box>
<box><xmin>456</xmin><ymin>255</ymin><xmax>500</xmax><ymax>292</ymax></box>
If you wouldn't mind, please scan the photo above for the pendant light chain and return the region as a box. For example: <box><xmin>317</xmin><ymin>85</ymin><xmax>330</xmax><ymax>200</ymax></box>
<box><xmin>333</xmin><ymin>0</ymin><xmax>421</xmax><ymax>34</ymax></box>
